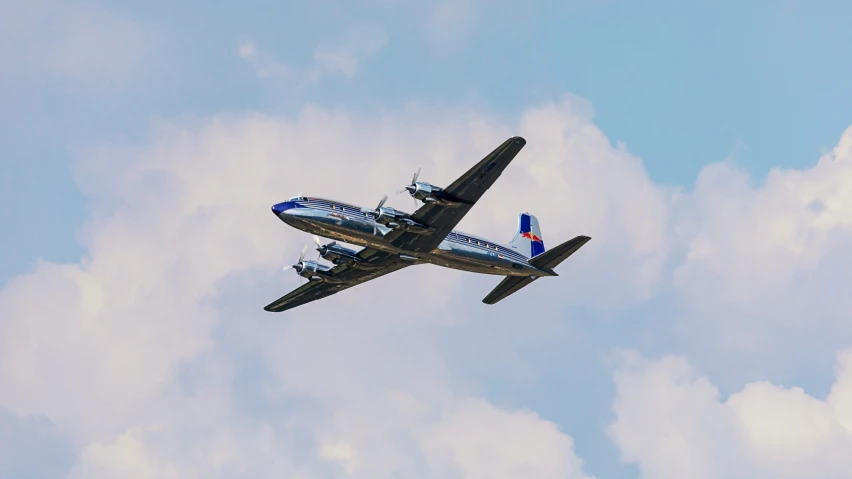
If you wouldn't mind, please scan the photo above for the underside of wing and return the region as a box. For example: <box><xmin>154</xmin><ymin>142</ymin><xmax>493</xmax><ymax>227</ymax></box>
<box><xmin>264</xmin><ymin>281</ymin><xmax>345</xmax><ymax>313</ymax></box>
<box><xmin>387</xmin><ymin>136</ymin><xmax>527</xmax><ymax>253</ymax></box>
<box><xmin>482</xmin><ymin>275</ymin><xmax>539</xmax><ymax>305</ymax></box>
<box><xmin>264</xmin><ymin>249</ymin><xmax>410</xmax><ymax>313</ymax></box>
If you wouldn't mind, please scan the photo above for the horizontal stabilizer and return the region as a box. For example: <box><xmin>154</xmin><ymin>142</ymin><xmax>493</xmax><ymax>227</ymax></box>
<box><xmin>482</xmin><ymin>275</ymin><xmax>539</xmax><ymax>305</ymax></box>
<box><xmin>529</xmin><ymin>235</ymin><xmax>591</xmax><ymax>271</ymax></box>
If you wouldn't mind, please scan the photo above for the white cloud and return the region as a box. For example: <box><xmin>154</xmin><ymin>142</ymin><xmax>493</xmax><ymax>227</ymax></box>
<box><xmin>71</xmin><ymin>430</ymin><xmax>180</xmax><ymax>479</ymax></box>
<box><xmin>3</xmin><ymin>88</ymin><xmax>852</xmax><ymax>476</ymax></box>
<box><xmin>320</xmin><ymin>441</ymin><xmax>359</xmax><ymax>473</ymax></box>
<box><xmin>609</xmin><ymin>350</ymin><xmax>852</xmax><ymax>479</ymax></box>
<box><xmin>0</xmin><ymin>101</ymin><xmax>615</xmax><ymax>477</ymax></box>
<box><xmin>675</xmin><ymin>126</ymin><xmax>852</xmax><ymax>304</ymax></box>
<box><xmin>240</xmin><ymin>25</ymin><xmax>387</xmax><ymax>86</ymax></box>
<box><xmin>420</xmin><ymin>399</ymin><xmax>593</xmax><ymax>479</ymax></box>
<box><xmin>666</xmin><ymin>125</ymin><xmax>852</xmax><ymax>365</ymax></box>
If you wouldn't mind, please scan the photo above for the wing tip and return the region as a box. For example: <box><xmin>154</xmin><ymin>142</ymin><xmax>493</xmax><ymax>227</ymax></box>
<box><xmin>264</xmin><ymin>302</ymin><xmax>286</xmax><ymax>312</ymax></box>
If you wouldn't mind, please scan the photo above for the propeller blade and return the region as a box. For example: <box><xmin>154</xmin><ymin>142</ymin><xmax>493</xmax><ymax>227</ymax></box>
<box><xmin>376</xmin><ymin>194</ymin><xmax>387</xmax><ymax>210</ymax></box>
<box><xmin>312</xmin><ymin>234</ymin><xmax>323</xmax><ymax>247</ymax></box>
<box><xmin>412</xmin><ymin>166</ymin><xmax>421</xmax><ymax>184</ymax></box>
<box><xmin>298</xmin><ymin>245</ymin><xmax>307</xmax><ymax>263</ymax></box>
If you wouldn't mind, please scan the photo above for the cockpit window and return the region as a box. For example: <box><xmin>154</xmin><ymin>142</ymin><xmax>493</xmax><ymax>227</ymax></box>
<box><xmin>289</xmin><ymin>196</ymin><xmax>307</xmax><ymax>201</ymax></box>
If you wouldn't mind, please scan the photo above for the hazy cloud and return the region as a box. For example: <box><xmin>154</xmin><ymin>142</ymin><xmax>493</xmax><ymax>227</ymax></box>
<box><xmin>1</xmin><ymin>1</ymin><xmax>158</xmax><ymax>86</ymax></box>
<box><xmin>423</xmin><ymin>0</ymin><xmax>478</xmax><ymax>51</ymax></box>
<box><xmin>49</xmin><ymin>7</ymin><xmax>159</xmax><ymax>84</ymax></box>
<box><xmin>239</xmin><ymin>25</ymin><xmax>387</xmax><ymax>86</ymax></box>
<box><xmin>314</xmin><ymin>26</ymin><xmax>388</xmax><ymax>77</ymax></box>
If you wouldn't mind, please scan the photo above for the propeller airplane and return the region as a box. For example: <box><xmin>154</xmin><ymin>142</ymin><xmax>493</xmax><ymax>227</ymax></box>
<box><xmin>265</xmin><ymin>136</ymin><xmax>591</xmax><ymax>312</ymax></box>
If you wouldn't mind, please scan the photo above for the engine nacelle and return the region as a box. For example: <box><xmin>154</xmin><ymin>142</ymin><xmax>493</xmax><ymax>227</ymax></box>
<box><xmin>293</xmin><ymin>260</ymin><xmax>320</xmax><ymax>279</ymax></box>
<box><xmin>361</xmin><ymin>196</ymin><xmax>434</xmax><ymax>234</ymax></box>
<box><xmin>362</xmin><ymin>205</ymin><xmax>428</xmax><ymax>229</ymax></box>
<box><xmin>405</xmin><ymin>181</ymin><xmax>462</xmax><ymax>207</ymax></box>
<box><xmin>292</xmin><ymin>260</ymin><xmax>339</xmax><ymax>282</ymax></box>
<box><xmin>317</xmin><ymin>243</ymin><xmax>358</xmax><ymax>264</ymax></box>
<box><xmin>373</xmin><ymin>206</ymin><xmax>407</xmax><ymax>226</ymax></box>
<box><xmin>409</xmin><ymin>181</ymin><xmax>440</xmax><ymax>201</ymax></box>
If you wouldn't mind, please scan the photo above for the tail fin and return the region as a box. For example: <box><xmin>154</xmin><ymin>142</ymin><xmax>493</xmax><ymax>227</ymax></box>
<box><xmin>507</xmin><ymin>213</ymin><xmax>545</xmax><ymax>258</ymax></box>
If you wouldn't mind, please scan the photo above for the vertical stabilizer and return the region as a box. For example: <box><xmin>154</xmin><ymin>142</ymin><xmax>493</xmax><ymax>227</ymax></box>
<box><xmin>507</xmin><ymin>213</ymin><xmax>545</xmax><ymax>258</ymax></box>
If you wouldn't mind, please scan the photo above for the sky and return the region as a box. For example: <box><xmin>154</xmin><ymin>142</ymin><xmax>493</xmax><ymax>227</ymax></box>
<box><xmin>2</xmin><ymin>0</ymin><xmax>852</xmax><ymax>477</ymax></box>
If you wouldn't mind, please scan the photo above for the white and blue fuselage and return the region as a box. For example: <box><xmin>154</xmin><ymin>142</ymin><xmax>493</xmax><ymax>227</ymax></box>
<box><xmin>272</xmin><ymin>196</ymin><xmax>551</xmax><ymax>277</ymax></box>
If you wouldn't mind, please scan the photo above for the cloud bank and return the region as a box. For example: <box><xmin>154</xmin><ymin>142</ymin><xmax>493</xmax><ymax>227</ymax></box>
<box><xmin>1</xmin><ymin>94</ymin><xmax>851</xmax><ymax>477</ymax></box>
<box><xmin>610</xmin><ymin>350</ymin><xmax>852</xmax><ymax>479</ymax></box>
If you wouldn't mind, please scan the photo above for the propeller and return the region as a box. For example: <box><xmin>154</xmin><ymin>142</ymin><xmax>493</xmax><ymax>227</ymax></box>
<box><xmin>376</xmin><ymin>194</ymin><xmax>388</xmax><ymax>210</ymax></box>
<box><xmin>398</xmin><ymin>166</ymin><xmax>421</xmax><ymax>193</ymax></box>
<box><xmin>290</xmin><ymin>245</ymin><xmax>308</xmax><ymax>272</ymax></box>
<box><xmin>286</xmin><ymin>245</ymin><xmax>308</xmax><ymax>284</ymax></box>
<box><xmin>397</xmin><ymin>166</ymin><xmax>421</xmax><ymax>209</ymax></box>
<box><xmin>313</xmin><ymin>234</ymin><xmax>337</xmax><ymax>257</ymax></box>
<box><xmin>363</xmin><ymin>194</ymin><xmax>388</xmax><ymax>217</ymax></box>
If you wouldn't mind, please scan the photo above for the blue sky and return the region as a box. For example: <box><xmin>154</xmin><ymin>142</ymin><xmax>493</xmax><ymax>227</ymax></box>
<box><xmin>4</xmin><ymin>0</ymin><xmax>852</xmax><ymax>284</ymax></box>
<box><xmin>3</xmin><ymin>1</ymin><xmax>852</xmax><ymax>478</ymax></box>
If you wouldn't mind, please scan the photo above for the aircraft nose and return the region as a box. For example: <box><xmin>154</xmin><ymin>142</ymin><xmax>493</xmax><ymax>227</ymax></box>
<box><xmin>271</xmin><ymin>202</ymin><xmax>289</xmax><ymax>215</ymax></box>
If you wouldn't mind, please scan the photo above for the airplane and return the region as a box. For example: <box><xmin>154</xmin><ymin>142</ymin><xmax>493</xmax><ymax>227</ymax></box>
<box><xmin>264</xmin><ymin>136</ymin><xmax>591</xmax><ymax>312</ymax></box>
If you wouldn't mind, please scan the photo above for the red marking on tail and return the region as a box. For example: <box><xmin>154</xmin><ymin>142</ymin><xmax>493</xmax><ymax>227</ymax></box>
<box><xmin>521</xmin><ymin>231</ymin><xmax>542</xmax><ymax>243</ymax></box>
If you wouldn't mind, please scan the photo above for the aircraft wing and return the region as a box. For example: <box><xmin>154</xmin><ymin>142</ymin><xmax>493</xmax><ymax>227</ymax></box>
<box><xmin>387</xmin><ymin>136</ymin><xmax>527</xmax><ymax>253</ymax></box>
<box><xmin>264</xmin><ymin>248</ymin><xmax>411</xmax><ymax>313</ymax></box>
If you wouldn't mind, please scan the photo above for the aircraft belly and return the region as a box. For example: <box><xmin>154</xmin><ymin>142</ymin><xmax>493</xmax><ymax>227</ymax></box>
<box><xmin>282</xmin><ymin>207</ymin><xmax>537</xmax><ymax>276</ymax></box>
<box><xmin>427</xmin><ymin>244</ymin><xmax>526</xmax><ymax>276</ymax></box>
